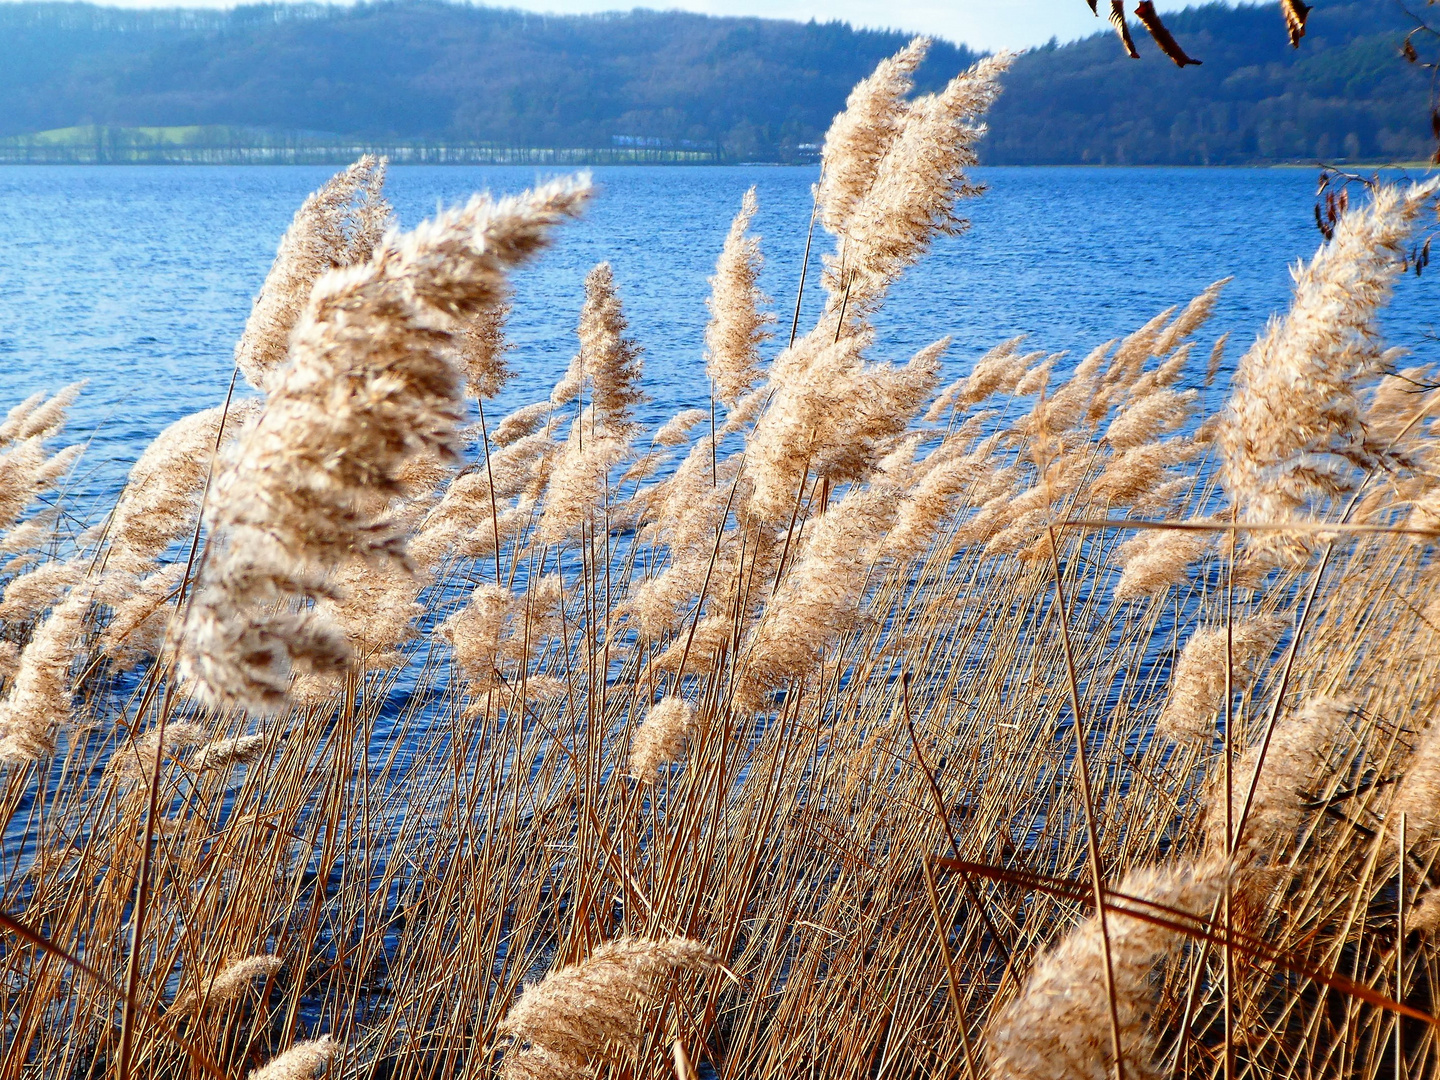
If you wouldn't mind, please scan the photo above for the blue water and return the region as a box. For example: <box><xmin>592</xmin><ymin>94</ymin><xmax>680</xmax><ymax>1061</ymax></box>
<box><xmin>1</xmin><ymin>164</ymin><xmax>1438</xmax><ymax>508</ymax></box>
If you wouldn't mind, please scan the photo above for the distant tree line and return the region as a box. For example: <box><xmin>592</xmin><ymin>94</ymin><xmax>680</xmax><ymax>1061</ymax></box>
<box><xmin>985</xmin><ymin>0</ymin><xmax>1431</xmax><ymax>165</ymax></box>
<box><xmin>0</xmin><ymin>2</ymin><xmax>973</xmax><ymax>162</ymax></box>
<box><xmin>0</xmin><ymin>0</ymin><xmax>1429</xmax><ymax>164</ymax></box>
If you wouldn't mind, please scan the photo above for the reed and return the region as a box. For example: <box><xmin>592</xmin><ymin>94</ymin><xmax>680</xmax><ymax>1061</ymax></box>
<box><xmin>2</xmin><ymin>41</ymin><xmax>1440</xmax><ymax>1080</ymax></box>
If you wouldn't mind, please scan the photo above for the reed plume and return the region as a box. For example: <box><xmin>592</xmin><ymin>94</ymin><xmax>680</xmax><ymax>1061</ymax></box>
<box><xmin>1391</xmin><ymin>709</ymin><xmax>1440</xmax><ymax>842</ymax></box>
<box><xmin>172</xmin><ymin>954</ymin><xmax>282</xmax><ymax>1013</ymax></box>
<box><xmin>1211</xmin><ymin>696</ymin><xmax>1350</xmax><ymax>859</ymax></box>
<box><xmin>105</xmin><ymin>400</ymin><xmax>261</xmax><ymax>574</ymax></box>
<box><xmin>745</xmin><ymin>332</ymin><xmax>941</xmax><ymax>521</ymax></box>
<box><xmin>0</xmin><ymin>560</ymin><xmax>81</xmax><ymax>624</ymax></box>
<box><xmin>925</xmin><ymin>337</ymin><xmax>1031</xmax><ymax>419</ymax></box>
<box><xmin>0</xmin><ymin>381</ymin><xmax>81</xmax><ymax>446</ymax></box>
<box><xmin>442</xmin><ymin>583</ymin><xmax>512</xmax><ymax>690</ymax></box>
<box><xmin>1113</xmin><ymin>527</ymin><xmax>1211</xmax><ymax>600</ymax></box>
<box><xmin>498</xmin><ymin>937</ymin><xmax>716</xmax><ymax>1078</ymax></box>
<box><xmin>234</xmin><ymin>157</ymin><xmax>391</xmax><ymax>390</ymax></box>
<box><xmin>460</xmin><ymin>299</ymin><xmax>514</xmax><ymax>400</ymax></box>
<box><xmin>112</xmin><ymin>720</ymin><xmax>208</xmax><ymax>782</ymax></box>
<box><xmin>0</xmin><ymin>432</ymin><xmax>82</xmax><ymax>538</ymax></box>
<box><xmin>250</xmin><ymin>1036</ymin><xmax>340</xmax><ymax>1080</ymax></box>
<box><xmin>706</xmin><ymin>187</ymin><xmax>774</xmax><ymax>408</ymax></box>
<box><xmin>564</xmin><ymin>262</ymin><xmax>646</xmax><ymax>435</ymax></box>
<box><xmin>829</xmin><ymin>51</ymin><xmax>1012</xmax><ymax>312</ymax></box>
<box><xmin>0</xmin><ymin>587</ymin><xmax>91</xmax><ymax>762</ymax></box>
<box><xmin>1156</xmin><ymin>617</ymin><xmax>1283</xmax><ymax>743</ymax></box>
<box><xmin>738</xmin><ymin>483</ymin><xmax>894</xmax><ymax>709</ymax></box>
<box><xmin>180</xmin><ymin>175</ymin><xmax>591</xmax><ymax>712</ymax></box>
<box><xmin>816</xmin><ymin>37</ymin><xmax>929</xmax><ymax>240</ymax></box>
<box><xmin>191</xmin><ymin>732</ymin><xmax>268</xmax><ymax>770</ymax></box>
<box><xmin>97</xmin><ymin>562</ymin><xmax>186</xmax><ymax>668</ymax></box>
<box><xmin>987</xmin><ymin>860</ymin><xmax>1223</xmax><ymax>1080</ymax></box>
<box><xmin>628</xmin><ymin>696</ymin><xmax>695</xmax><ymax>781</ymax></box>
<box><xmin>653</xmin><ymin>408</ymin><xmax>710</xmax><ymax>447</ymax></box>
<box><xmin>1217</xmin><ymin>179</ymin><xmax>1439</xmax><ymax>557</ymax></box>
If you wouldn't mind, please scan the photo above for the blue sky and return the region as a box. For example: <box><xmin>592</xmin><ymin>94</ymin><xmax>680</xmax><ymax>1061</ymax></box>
<box><xmin>66</xmin><ymin>0</ymin><xmax>1204</xmax><ymax>52</ymax></box>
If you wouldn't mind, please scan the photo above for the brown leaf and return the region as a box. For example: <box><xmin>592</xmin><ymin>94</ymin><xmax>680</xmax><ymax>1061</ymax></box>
<box><xmin>1134</xmin><ymin>1</ymin><xmax>1202</xmax><ymax>66</ymax></box>
<box><xmin>1282</xmin><ymin>0</ymin><xmax>1312</xmax><ymax>48</ymax></box>
<box><xmin>1109</xmin><ymin>0</ymin><xmax>1141</xmax><ymax>59</ymax></box>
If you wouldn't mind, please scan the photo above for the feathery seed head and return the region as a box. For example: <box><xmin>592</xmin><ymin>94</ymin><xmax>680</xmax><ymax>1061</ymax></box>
<box><xmin>180</xmin><ymin>175</ymin><xmax>590</xmax><ymax>713</ymax></box>
<box><xmin>249</xmin><ymin>1036</ymin><xmax>340</xmax><ymax>1080</ymax></box>
<box><xmin>628</xmin><ymin>696</ymin><xmax>696</xmax><ymax>781</ymax></box>
<box><xmin>499</xmin><ymin>936</ymin><xmax>717</xmax><ymax>1077</ymax></box>
<box><xmin>706</xmin><ymin>187</ymin><xmax>775</xmax><ymax>408</ymax></box>
<box><xmin>1156</xmin><ymin>617</ymin><xmax>1283</xmax><ymax>744</ymax></box>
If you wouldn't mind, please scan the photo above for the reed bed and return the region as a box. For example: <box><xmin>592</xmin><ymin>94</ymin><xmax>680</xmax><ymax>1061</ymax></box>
<box><xmin>2</xmin><ymin>38</ymin><xmax>1440</xmax><ymax>1080</ymax></box>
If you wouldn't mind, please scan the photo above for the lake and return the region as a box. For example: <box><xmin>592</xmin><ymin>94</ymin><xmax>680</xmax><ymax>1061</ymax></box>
<box><xmin>1</xmin><ymin>164</ymin><xmax>1437</xmax><ymax>509</ymax></box>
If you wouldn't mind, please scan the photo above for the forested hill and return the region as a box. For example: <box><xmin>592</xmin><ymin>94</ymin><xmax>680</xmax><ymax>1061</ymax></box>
<box><xmin>0</xmin><ymin>0</ymin><xmax>1431</xmax><ymax>164</ymax></box>
<box><xmin>987</xmin><ymin>0</ymin><xmax>1429</xmax><ymax>164</ymax></box>
<box><xmin>0</xmin><ymin>3</ymin><xmax>975</xmax><ymax>160</ymax></box>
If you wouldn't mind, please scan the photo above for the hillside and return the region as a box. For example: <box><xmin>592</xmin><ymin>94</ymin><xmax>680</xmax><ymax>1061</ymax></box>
<box><xmin>0</xmin><ymin>0</ymin><xmax>1430</xmax><ymax>163</ymax></box>
<box><xmin>0</xmin><ymin>2</ymin><xmax>975</xmax><ymax>162</ymax></box>
<box><xmin>986</xmin><ymin>0</ymin><xmax>1432</xmax><ymax>164</ymax></box>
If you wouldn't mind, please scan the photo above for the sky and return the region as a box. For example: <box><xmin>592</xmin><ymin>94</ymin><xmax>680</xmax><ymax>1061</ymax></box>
<box><xmin>60</xmin><ymin>0</ymin><xmax>1205</xmax><ymax>52</ymax></box>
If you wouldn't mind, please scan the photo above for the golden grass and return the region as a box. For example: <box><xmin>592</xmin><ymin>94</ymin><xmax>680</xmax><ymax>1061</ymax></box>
<box><xmin>2</xmin><ymin>38</ymin><xmax>1440</xmax><ymax>1080</ymax></box>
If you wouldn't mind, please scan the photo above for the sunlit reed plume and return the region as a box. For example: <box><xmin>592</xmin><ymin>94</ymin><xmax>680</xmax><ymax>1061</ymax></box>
<box><xmin>0</xmin><ymin>560</ymin><xmax>81</xmax><ymax>623</ymax></box>
<box><xmin>745</xmin><ymin>332</ymin><xmax>941</xmax><ymax>522</ymax></box>
<box><xmin>739</xmin><ymin>483</ymin><xmax>894</xmax><ymax>709</ymax></box>
<box><xmin>442</xmin><ymin>583</ymin><xmax>512</xmax><ymax>691</ymax></box>
<box><xmin>1217</xmin><ymin>179</ymin><xmax>1439</xmax><ymax>558</ymax></box>
<box><xmin>460</xmin><ymin>299</ymin><xmax>514</xmax><ymax>400</ymax></box>
<box><xmin>706</xmin><ymin>187</ymin><xmax>775</xmax><ymax>408</ymax></box>
<box><xmin>1211</xmin><ymin>696</ymin><xmax>1350</xmax><ymax>859</ymax></box>
<box><xmin>234</xmin><ymin>156</ymin><xmax>391</xmax><ymax>390</ymax></box>
<box><xmin>628</xmin><ymin>696</ymin><xmax>695</xmax><ymax>781</ymax></box>
<box><xmin>499</xmin><ymin>936</ymin><xmax>717</xmax><ymax>1078</ymax></box>
<box><xmin>97</xmin><ymin>562</ymin><xmax>185</xmax><ymax>668</ymax></box>
<box><xmin>1391</xmin><ymin>705</ymin><xmax>1440</xmax><ymax>842</ymax></box>
<box><xmin>535</xmin><ymin>411</ymin><xmax>628</xmax><ymax>547</ymax></box>
<box><xmin>180</xmin><ymin>175</ymin><xmax>591</xmax><ymax>713</ymax></box>
<box><xmin>1113</xmin><ymin>527</ymin><xmax>1211</xmax><ymax>600</ymax></box>
<box><xmin>987</xmin><ymin>860</ymin><xmax>1223</xmax><ymax>1080</ymax></box>
<box><xmin>173</xmin><ymin>954</ymin><xmax>282</xmax><ymax>1013</ymax></box>
<box><xmin>654</xmin><ymin>408</ymin><xmax>710</xmax><ymax>447</ymax></box>
<box><xmin>112</xmin><ymin>720</ymin><xmax>208</xmax><ymax>782</ymax></box>
<box><xmin>0</xmin><ymin>587</ymin><xmax>92</xmax><ymax>761</ymax></box>
<box><xmin>555</xmin><ymin>262</ymin><xmax>645</xmax><ymax>435</ymax></box>
<box><xmin>0</xmin><ymin>509</ymin><xmax>58</xmax><ymax>567</ymax></box>
<box><xmin>1156</xmin><ymin>617</ymin><xmax>1283</xmax><ymax>743</ymax></box>
<box><xmin>0</xmin><ymin>381</ymin><xmax>82</xmax><ymax>446</ymax></box>
<box><xmin>0</xmin><ymin>432</ymin><xmax>82</xmax><ymax>539</ymax></box>
<box><xmin>106</xmin><ymin>400</ymin><xmax>261</xmax><ymax>574</ymax></box>
<box><xmin>1105</xmin><ymin>388</ymin><xmax>1197</xmax><ymax>451</ymax></box>
<box><xmin>191</xmin><ymin>732</ymin><xmax>268</xmax><ymax>771</ymax></box>
<box><xmin>830</xmin><ymin>52</ymin><xmax>1013</xmax><ymax>313</ymax></box>
<box><xmin>493</xmin><ymin>400</ymin><xmax>554</xmax><ymax>445</ymax></box>
<box><xmin>250</xmin><ymin>1036</ymin><xmax>340</xmax><ymax>1080</ymax></box>
<box><xmin>925</xmin><ymin>337</ymin><xmax>1029</xmax><ymax>419</ymax></box>
<box><xmin>816</xmin><ymin>37</ymin><xmax>929</xmax><ymax>241</ymax></box>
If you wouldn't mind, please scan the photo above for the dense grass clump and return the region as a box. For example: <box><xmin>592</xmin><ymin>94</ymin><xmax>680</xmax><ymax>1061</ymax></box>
<box><xmin>3</xmin><ymin>38</ymin><xmax>1440</xmax><ymax>1080</ymax></box>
